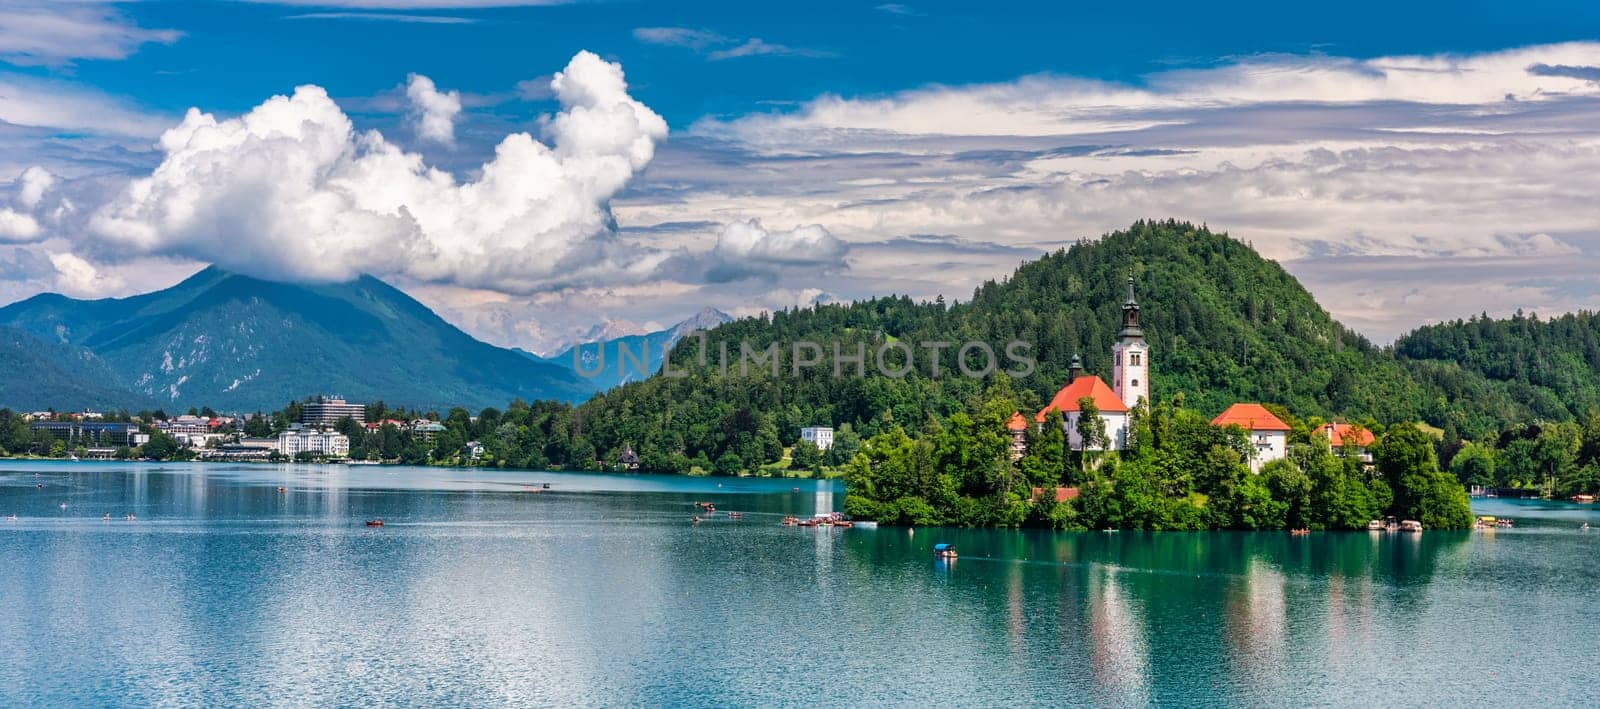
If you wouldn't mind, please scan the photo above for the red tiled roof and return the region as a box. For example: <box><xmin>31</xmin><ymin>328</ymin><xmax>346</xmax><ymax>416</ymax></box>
<box><xmin>1006</xmin><ymin>412</ymin><xmax>1029</xmax><ymax>430</ymax></box>
<box><xmin>1030</xmin><ymin>486</ymin><xmax>1080</xmax><ymax>502</ymax></box>
<box><xmin>1211</xmin><ymin>403</ymin><xmax>1291</xmax><ymax>432</ymax></box>
<box><xmin>1315</xmin><ymin>422</ymin><xmax>1374</xmax><ymax>447</ymax></box>
<box><xmin>1036</xmin><ymin>375</ymin><xmax>1128</xmax><ymax>421</ymax></box>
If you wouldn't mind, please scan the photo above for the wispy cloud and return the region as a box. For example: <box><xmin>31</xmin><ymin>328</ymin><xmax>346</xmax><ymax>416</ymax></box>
<box><xmin>708</xmin><ymin>38</ymin><xmax>835</xmax><ymax>61</ymax></box>
<box><xmin>0</xmin><ymin>73</ymin><xmax>171</xmax><ymax>137</ymax></box>
<box><xmin>284</xmin><ymin>12</ymin><xmax>480</xmax><ymax>24</ymax></box>
<box><xmin>0</xmin><ymin>1</ymin><xmax>181</xmax><ymax>66</ymax></box>
<box><xmin>246</xmin><ymin>1</ymin><xmax>570</xmax><ymax>7</ymax></box>
<box><xmin>874</xmin><ymin>4</ymin><xmax>922</xmax><ymax>16</ymax></box>
<box><xmin>633</xmin><ymin>26</ymin><xmax>834</xmax><ymax>61</ymax></box>
<box><xmin>632</xmin><ymin>27</ymin><xmax>727</xmax><ymax>51</ymax></box>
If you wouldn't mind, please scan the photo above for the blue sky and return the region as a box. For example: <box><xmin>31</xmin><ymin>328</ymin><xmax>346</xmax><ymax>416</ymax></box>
<box><xmin>4</xmin><ymin>1</ymin><xmax>1600</xmax><ymax>352</ymax></box>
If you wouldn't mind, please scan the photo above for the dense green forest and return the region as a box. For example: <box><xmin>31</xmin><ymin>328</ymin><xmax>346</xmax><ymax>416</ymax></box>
<box><xmin>1397</xmin><ymin>310</ymin><xmax>1600</xmax><ymax>421</ymax></box>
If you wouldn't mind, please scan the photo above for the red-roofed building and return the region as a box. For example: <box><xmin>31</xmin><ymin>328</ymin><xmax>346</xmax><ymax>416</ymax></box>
<box><xmin>1212</xmin><ymin>403</ymin><xmax>1291</xmax><ymax>473</ymax></box>
<box><xmin>1314</xmin><ymin>422</ymin><xmax>1375</xmax><ymax>463</ymax></box>
<box><xmin>1006</xmin><ymin>412</ymin><xmax>1029</xmax><ymax>460</ymax></box>
<box><xmin>1030</xmin><ymin>486</ymin><xmax>1081</xmax><ymax>503</ymax></box>
<box><xmin>1037</xmin><ymin>363</ymin><xmax>1130</xmax><ymax>451</ymax></box>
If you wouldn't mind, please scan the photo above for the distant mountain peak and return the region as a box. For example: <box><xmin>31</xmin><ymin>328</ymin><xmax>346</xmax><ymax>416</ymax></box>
<box><xmin>0</xmin><ymin>270</ymin><xmax>598</xmax><ymax>411</ymax></box>
<box><xmin>672</xmin><ymin>308</ymin><xmax>733</xmax><ymax>337</ymax></box>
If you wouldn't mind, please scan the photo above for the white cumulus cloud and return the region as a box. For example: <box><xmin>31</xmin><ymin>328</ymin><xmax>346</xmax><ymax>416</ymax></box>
<box><xmin>47</xmin><ymin>251</ymin><xmax>123</xmax><ymax>297</ymax></box>
<box><xmin>708</xmin><ymin>219</ymin><xmax>848</xmax><ymax>281</ymax></box>
<box><xmin>15</xmin><ymin>166</ymin><xmax>54</xmax><ymax>209</ymax></box>
<box><xmin>0</xmin><ymin>208</ymin><xmax>40</xmax><ymax>242</ymax></box>
<box><xmin>404</xmin><ymin>73</ymin><xmax>462</xmax><ymax>145</ymax></box>
<box><xmin>84</xmin><ymin>50</ymin><xmax>670</xmax><ymax>293</ymax></box>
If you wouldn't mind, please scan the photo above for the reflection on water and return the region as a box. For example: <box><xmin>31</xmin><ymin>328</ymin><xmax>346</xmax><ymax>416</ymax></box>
<box><xmin>3</xmin><ymin>462</ymin><xmax>1600</xmax><ymax>705</ymax></box>
<box><xmin>1089</xmin><ymin>566</ymin><xmax>1149</xmax><ymax>706</ymax></box>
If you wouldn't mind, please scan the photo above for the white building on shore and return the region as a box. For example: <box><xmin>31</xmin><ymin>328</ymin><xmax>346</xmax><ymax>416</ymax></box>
<box><xmin>1212</xmin><ymin>403</ymin><xmax>1291</xmax><ymax>473</ymax></box>
<box><xmin>278</xmin><ymin>427</ymin><xmax>350</xmax><ymax>458</ymax></box>
<box><xmin>800</xmin><ymin>426</ymin><xmax>835</xmax><ymax>450</ymax></box>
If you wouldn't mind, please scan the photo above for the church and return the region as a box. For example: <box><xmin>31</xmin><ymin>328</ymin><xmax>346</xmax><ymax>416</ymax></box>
<box><xmin>1033</xmin><ymin>276</ymin><xmax>1148</xmax><ymax>451</ymax></box>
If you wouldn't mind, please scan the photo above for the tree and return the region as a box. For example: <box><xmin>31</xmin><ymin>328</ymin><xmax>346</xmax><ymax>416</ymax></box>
<box><xmin>1373</xmin><ymin>424</ymin><xmax>1472</xmax><ymax>529</ymax></box>
<box><xmin>1019</xmin><ymin>411</ymin><xmax>1066</xmax><ymax>487</ymax></box>
<box><xmin>790</xmin><ymin>440</ymin><xmax>823</xmax><ymax>472</ymax></box>
<box><xmin>243</xmin><ymin>414</ymin><xmax>273</xmax><ymax>438</ymax></box>
<box><xmin>140</xmin><ymin>432</ymin><xmax>181</xmax><ymax>461</ymax></box>
<box><xmin>1449</xmin><ymin>441</ymin><xmax>1497</xmax><ymax>488</ymax></box>
<box><xmin>715</xmin><ymin>451</ymin><xmax>744</xmax><ymax>476</ymax></box>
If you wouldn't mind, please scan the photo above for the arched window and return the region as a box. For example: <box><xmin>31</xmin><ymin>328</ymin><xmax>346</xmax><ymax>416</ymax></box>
<box><xmin>1132</xmin><ymin>379</ymin><xmax>1139</xmax><ymax>387</ymax></box>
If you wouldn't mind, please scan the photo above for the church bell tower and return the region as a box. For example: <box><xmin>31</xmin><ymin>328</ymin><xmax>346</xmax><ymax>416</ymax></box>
<box><xmin>1111</xmin><ymin>274</ymin><xmax>1148</xmax><ymax>409</ymax></box>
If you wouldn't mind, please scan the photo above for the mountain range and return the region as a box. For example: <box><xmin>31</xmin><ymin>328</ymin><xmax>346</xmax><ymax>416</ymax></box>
<box><xmin>0</xmin><ymin>267</ymin><xmax>598</xmax><ymax>412</ymax></box>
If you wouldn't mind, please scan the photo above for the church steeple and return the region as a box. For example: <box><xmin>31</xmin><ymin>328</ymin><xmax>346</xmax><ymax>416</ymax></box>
<box><xmin>1112</xmin><ymin>271</ymin><xmax>1148</xmax><ymax>409</ymax></box>
<box><xmin>1119</xmin><ymin>273</ymin><xmax>1142</xmax><ymax>338</ymax></box>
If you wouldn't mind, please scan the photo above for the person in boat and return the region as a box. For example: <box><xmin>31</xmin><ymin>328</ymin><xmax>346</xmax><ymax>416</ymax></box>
<box><xmin>933</xmin><ymin>543</ymin><xmax>958</xmax><ymax>559</ymax></box>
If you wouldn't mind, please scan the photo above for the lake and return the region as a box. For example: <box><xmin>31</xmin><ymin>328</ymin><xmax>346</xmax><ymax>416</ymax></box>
<box><xmin>1</xmin><ymin>460</ymin><xmax>1597</xmax><ymax>707</ymax></box>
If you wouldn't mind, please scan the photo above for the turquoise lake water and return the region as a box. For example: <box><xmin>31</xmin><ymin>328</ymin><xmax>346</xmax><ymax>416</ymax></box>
<box><xmin>2</xmin><ymin>460</ymin><xmax>1598</xmax><ymax>707</ymax></box>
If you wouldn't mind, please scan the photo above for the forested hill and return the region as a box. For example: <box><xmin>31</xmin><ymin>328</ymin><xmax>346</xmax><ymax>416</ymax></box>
<box><xmin>1396</xmin><ymin>310</ymin><xmax>1600</xmax><ymax>420</ymax></box>
<box><xmin>567</xmin><ymin>220</ymin><xmax>1523</xmax><ymax>473</ymax></box>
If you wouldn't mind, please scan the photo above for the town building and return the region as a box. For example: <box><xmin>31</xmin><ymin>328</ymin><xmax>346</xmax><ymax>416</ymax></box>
<box><xmin>800</xmin><ymin>426</ymin><xmax>835</xmax><ymax>451</ymax></box>
<box><xmin>1314</xmin><ymin>422</ymin><xmax>1375</xmax><ymax>464</ymax></box>
<box><xmin>204</xmin><ymin>437</ymin><xmax>281</xmax><ymax>461</ymax></box>
<box><xmin>1212</xmin><ymin>403</ymin><xmax>1291</xmax><ymax>473</ymax></box>
<box><xmin>30</xmin><ymin>421</ymin><xmax>147</xmax><ymax>448</ymax></box>
<box><xmin>411</xmin><ymin>420</ymin><xmax>446</xmax><ymax>442</ymax></box>
<box><xmin>277</xmin><ymin>427</ymin><xmax>350</xmax><ymax>458</ymax></box>
<box><xmin>301</xmin><ymin>397</ymin><xmax>365</xmax><ymax>426</ymax></box>
<box><xmin>158</xmin><ymin>415</ymin><xmax>209</xmax><ymax>435</ymax></box>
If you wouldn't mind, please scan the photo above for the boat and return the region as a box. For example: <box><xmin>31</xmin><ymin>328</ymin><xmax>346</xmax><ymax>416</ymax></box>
<box><xmin>1290</xmin><ymin>528</ymin><xmax>1310</xmax><ymax>535</ymax></box>
<box><xmin>1366</xmin><ymin>519</ymin><xmax>1385</xmax><ymax>531</ymax></box>
<box><xmin>1399</xmin><ymin>520</ymin><xmax>1423</xmax><ymax>532</ymax></box>
<box><xmin>1475</xmin><ymin>515</ymin><xmax>1497</xmax><ymax>529</ymax></box>
<box><xmin>1574</xmin><ymin>494</ymin><xmax>1596</xmax><ymax>503</ymax></box>
<box><xmin>834</xmin><ymin>520</ymin><xmax>854</xmax><ymax>528</ymax></box>
<box><xmin>541</xmin><ymin>482</ymin><xmax>551</xmax><ymax>490</ymax></box>
<box><xmin>933</xmin><ymin>543</ymin><xmax>958</xmax><ymax>559</ymax></box>
<box><xmin>781</xmin><ymin>515</ymin><xmax>798</xmax><ymax>527</ymax></box>
<box><xmin>365</xmin><ymin>519</ymin><xmax>384</xmax><ymax>527</ymax></box>
<box><xmin>728</xmin><ymin>512</ymin><xmax>743</xmax><ymax>520</ymax></box>
<box><xmin>853</xmin><ymin>521</ymin><xmax>879</xmax><ymax>529</ymax></box>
